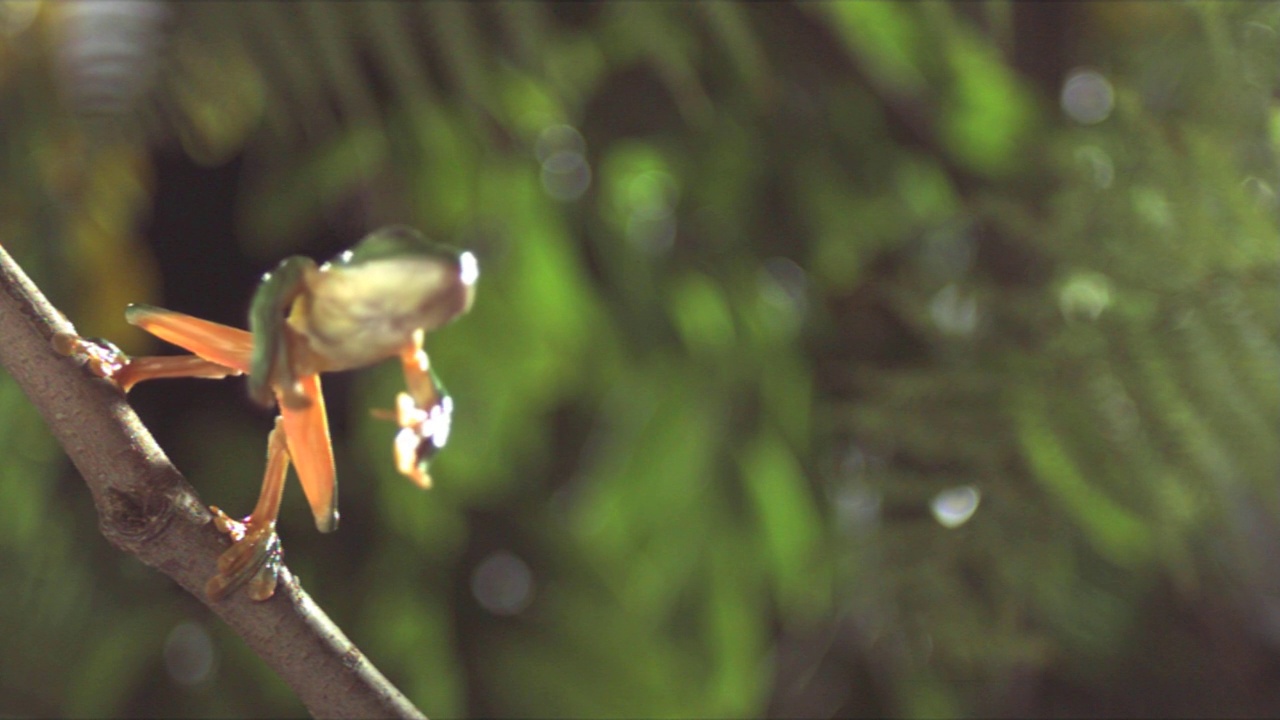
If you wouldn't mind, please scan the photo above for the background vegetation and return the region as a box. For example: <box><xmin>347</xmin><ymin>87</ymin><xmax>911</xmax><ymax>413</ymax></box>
<box><xmin>3</xmin><ymin>1</ymin><xmax>1280</xmax><ymax>716</ymax></box>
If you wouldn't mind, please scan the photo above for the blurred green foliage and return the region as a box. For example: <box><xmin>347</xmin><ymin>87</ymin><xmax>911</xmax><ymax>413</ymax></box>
<box><xmin>2</xmin><ymin>1</ymin><xmax>1280</xmax><ymax>717</ymax></box>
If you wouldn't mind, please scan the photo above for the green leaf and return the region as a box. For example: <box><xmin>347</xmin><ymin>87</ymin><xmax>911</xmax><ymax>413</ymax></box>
<box><xmin>1013</xmin><ymin>389</ymin><xmax>1155</xmax><ymax>567</ymax></box>
<box><xmin>740</xmin><ymin>432</ymin><xmax>826</xmax><ymax>615</ymax></box>
<box><xmin>667</xmin><ymin>272</ymin><xmax>736</xmax><ymax>357</ymax></box>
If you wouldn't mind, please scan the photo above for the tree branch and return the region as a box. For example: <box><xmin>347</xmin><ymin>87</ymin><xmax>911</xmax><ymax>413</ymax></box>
<box><xmin>0</xmin><ymin>243</ymin><xmax>426</xmax><ymax>720</ymax></box>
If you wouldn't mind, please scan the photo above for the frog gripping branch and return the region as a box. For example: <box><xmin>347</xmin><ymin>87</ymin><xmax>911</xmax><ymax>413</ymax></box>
<box><xmin>54</xmin><ymin>225</ymin><xmax>478</xmax><ymax>601</ymax></box>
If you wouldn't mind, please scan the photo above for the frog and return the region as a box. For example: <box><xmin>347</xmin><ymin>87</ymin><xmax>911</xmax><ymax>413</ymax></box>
<box><xmin>54</xmin><ymin>225</ymin><xmax>478</xmax><ymax>601</ymax></box>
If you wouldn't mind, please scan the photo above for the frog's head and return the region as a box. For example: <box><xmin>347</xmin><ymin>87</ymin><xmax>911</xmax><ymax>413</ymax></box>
<box><xmin>322</xmin><ymin>225</ymin><xmax>479</xmax><ymax>333</ymax></box>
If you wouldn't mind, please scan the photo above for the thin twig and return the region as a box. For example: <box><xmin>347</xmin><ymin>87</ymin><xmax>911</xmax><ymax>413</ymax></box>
<box><xmin>0</xmin><ymin>243</ymin><xmax>426</xmax><ymax>720</ymax></box>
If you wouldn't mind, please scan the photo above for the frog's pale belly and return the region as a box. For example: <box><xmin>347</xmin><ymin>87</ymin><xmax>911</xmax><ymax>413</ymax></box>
<box><xmin>297</xmin><ymin>257</ymin><xmax>472</xmax><ymax>370</ymax></box>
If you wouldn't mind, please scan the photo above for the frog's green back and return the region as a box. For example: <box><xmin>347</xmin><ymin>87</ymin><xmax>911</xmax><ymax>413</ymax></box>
<box><xmin>330</xmin><ymin>225</ymin><xmax>467</xmax><ymax>269</ymax></box>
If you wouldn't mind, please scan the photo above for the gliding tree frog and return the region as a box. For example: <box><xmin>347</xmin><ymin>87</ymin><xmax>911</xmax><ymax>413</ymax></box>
<box><xmin>56</xmin><ymin>225</ymin><xmax>478</xmax><ymax>601</ymax></box>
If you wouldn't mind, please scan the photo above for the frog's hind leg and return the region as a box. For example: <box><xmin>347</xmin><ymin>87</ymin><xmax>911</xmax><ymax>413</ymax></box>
<box><xmin>56</xmin><ymin>305</ymin><xmax>253</xmax><ymax>392</ymax></box>
<box><xmin>206</xmin><ymin>416</ymin><xmax>291</xmax><ymax>602</ymax></box>
<box><xmin>278</xmin><ymin>373</ymin><xmax>338</xmax><ymax>533</ymax></box>
<box><xmin>53</xmin><ymin>333</ymin><xmax>241</xmax><ymax>392</ymax></box>
<box><xmin>125</xmin><ymin>304</ymin><xmax>254</xmax><ymax>373</ymax></box>
<box><xmin>113</xmin><ymin>355</ymin><xmax>242</xmax><ymax>392</ymax></box>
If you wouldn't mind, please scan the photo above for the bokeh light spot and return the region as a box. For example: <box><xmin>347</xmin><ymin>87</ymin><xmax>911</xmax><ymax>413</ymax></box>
<box><xmin>163</xmin><ymin>621</ymin><xmax>216</xmax><ymax>687</ymax></box>
<box><xmin>625</xmin><ymin>213</ymin><xmax>676</xmax><ymax>254</ymax></box>
<box><xmin>929</xmin><ymin>284</ymin><xmax>979</xmax><ymax>336</ymax></box>
<box><xmin>540</xmin><ymin>151</ymin><xmax>592</xmax><ymax>202</ymax></box>
<box><xmin>833</xmin><ymin>482</ymin><xmax>882</xmax><ymax>535</ymax></box>
<box><xmin>758</xmin><ymin>257</ymin><xmax>809</xmax><ymax>336</ymax></box>
<box><xmin>534</xmin><ymin>123</ymin><xmax>586</xmax><ymax>163</ymax></box>
<box><xmin>1242</xmin><ymin>176</ymin><xmax>1277</xmax><ymax>212</ymax></box>
<box><xmin>931</xmin><ymin>486</ymin><xmax>981</xmax><ymax>529</ymax></box>
<box><xmin>471</xmin><ymin>550</ymin><xmax>535</xmax><ymax>616</ymax></box>
<box><xmin>1074</xmin><ymin>145</ymin><xmax>1115</xmax><ymax>189</ymax></box>
<box><xmin>1059</xmin><ymin>271</ymin><xmax>1113</xmax><ymax>322</ymax></box>
<box><xmin>1061</xmin><ymin>69</ymin><xmax>1114</xmax><ymax>125</ymax></box>
<box><xmin>626</xmin><ymin>170</ymin><xmax>679</xmax><ymax>221</ymax></box>
<box><xmin>536</xmin><ymin>124</ymin><xmax>591</xmax><ymax>202</ymax></box>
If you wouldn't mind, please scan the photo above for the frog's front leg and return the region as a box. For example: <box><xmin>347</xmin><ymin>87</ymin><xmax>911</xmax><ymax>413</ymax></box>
<box><xmin>206</xmin><ymin>416</ymin><xmax>291</xmax><ymax>601</ymax></box>
<box><xmin>388</xmin><ymin>329</ymin><xmax>454</xmax><ymax>488</ymax></box>
<box><xmin>248</xmin><ymin>256</ymin><xmax>318</xmax><ymax>409</ymax></box>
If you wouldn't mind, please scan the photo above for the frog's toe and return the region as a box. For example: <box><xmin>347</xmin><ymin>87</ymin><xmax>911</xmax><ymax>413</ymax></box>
<box><xmin>53</xmin><ymin>333</ymin><xmax>129</xmax><ymax>386</ymax></box>
<box><xmin>246</xmin><ymin>554</ymin><xmax>283</xmax><ymax>601</ymax></box>
<box><xmin>207</xmin><ymin>531</ymin><xmax>282</xmax><ymax>601</ymax></box>
<box><xmin>206</xmin><ymin>508</ymin><xmax>283</xmax><ymax>601</ymax></box>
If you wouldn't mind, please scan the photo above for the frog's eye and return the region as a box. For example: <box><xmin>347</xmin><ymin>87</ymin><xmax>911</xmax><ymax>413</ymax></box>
<box><xmin>459</xmin><ymin>251</ymin><xmax>479</xmax><ymax>286</ymax></box>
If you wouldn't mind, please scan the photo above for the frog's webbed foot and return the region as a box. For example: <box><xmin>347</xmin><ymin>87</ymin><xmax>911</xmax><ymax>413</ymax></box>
<box><xmin>390</xmin><ymin>391</ymin><xmax>452</xmax><ymax>488</ymax></box>
<box><xmin>206</xmin><ymin>417</ymin><xmax>292</xmax><ymax>602</ymax></box>
<box><xmin>53</xmin><ymin>333</ymin><xmax>130</xmax><ymax>387</ymax></box>
<box><xmin>206</xmin><ymin>507</ymin><xmax>283</xmax><ymax>601</ymax></box>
